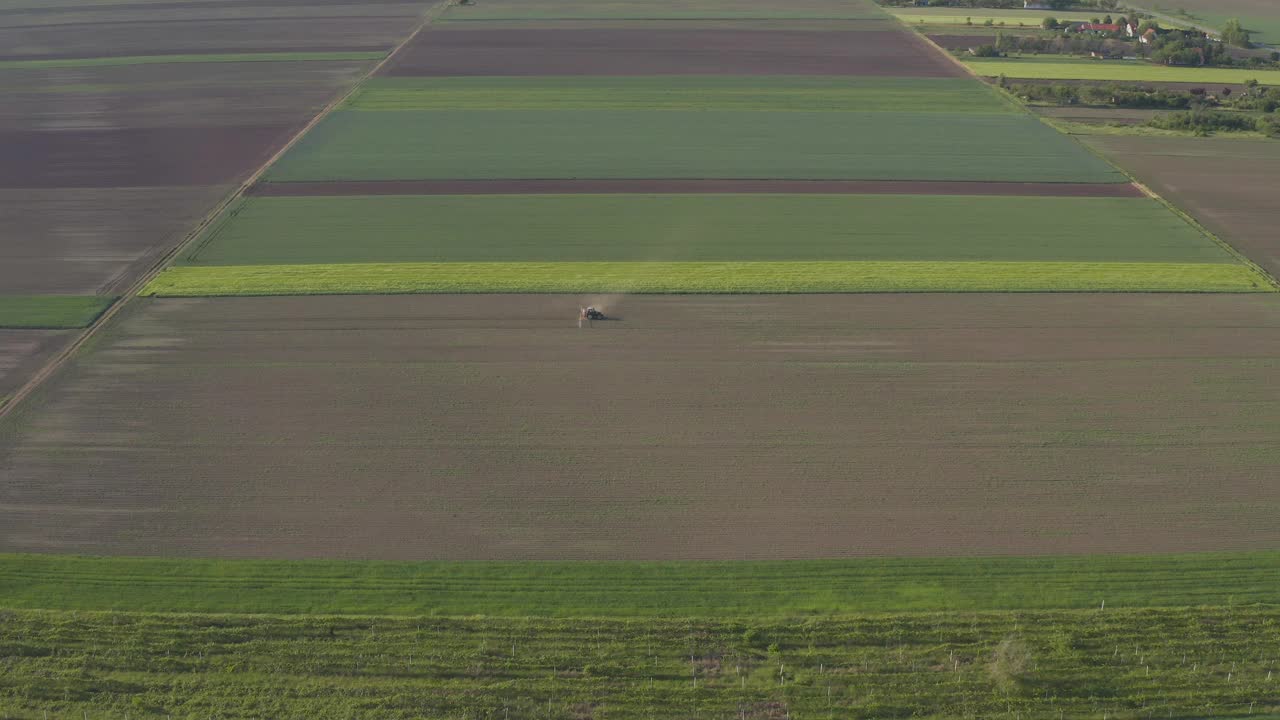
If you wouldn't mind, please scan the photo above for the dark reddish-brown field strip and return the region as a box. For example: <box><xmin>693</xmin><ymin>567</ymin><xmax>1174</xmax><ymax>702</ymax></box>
<box><xmin>0</xmin><ymin>46</ymin><xmax>388</xmax><ymax>61</ymax></box>
<box><xmin>250</xmin><ymin>178</ymin><xmax>1146</xmax><ymax>198</ymax></box>
<box><xmin>384</xmin><ymin>28</ymin><xmax>963</xmax><ymax>77</ymax></box>
<box><xmin>0</xmin><ymin>17</ymin><xmax>409</xmax><ymax>59</ymax></box>
<box><xmin>0</xmin><ymin>0</ymin><xmax>421</xmax><ymax>16</ymax></box>
<box><xmin>0</xmin><ymin>126</ymin><xmax>293</xmax><ymax>188</ymax></box>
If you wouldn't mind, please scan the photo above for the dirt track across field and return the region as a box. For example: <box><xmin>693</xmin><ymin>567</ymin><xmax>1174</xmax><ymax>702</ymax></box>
<box><xmin>250</xmin><ymin>178</ymin><xmax>1146</xmax><ymax>197</ymax></box>
<box><xmin>3</xmin><ymin>294</ymin><xmax>1277</xmax><ymax>560</ymax></box>
<box><xmin>385</xmin><ymin>28</ymin><xmax>964</xmax><ymax>76</ymax></box>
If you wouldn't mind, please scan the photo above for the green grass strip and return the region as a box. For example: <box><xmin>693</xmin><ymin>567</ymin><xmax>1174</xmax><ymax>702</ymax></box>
<box><xmin>347</xmin><ymin>76</ymin><xmax>1015</xmax><ymax>113</ymax></box>
<box><xmin>964</xmin><ymin>57</ymin><xmax>1280</xmax><ymax>84</ymax></box>
<box><xmin>0</xmin><ymin>51</ymin><xmax>386</xmax><ymax>70</ymax></box>
<box><xmin>0</xmin><ymin>295</ymin><xmax>114</xmax><ymax>329</ymax></box>
<box><xmin>1</xmin><ymin>551</ymin><xmax>1277</xmax><ymax>615</ymax></box>
<box><xmin>142</xmin><ymin>261</ymin><xmax>1273</xmax><ymax>296</ymax></box>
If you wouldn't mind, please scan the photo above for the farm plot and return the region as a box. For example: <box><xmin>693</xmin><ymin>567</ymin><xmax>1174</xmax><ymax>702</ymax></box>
<box><xmin>0</xmin><ymin>59</ymin><xmax>372</xmax><ymax>130</ymax></box>
<box><xmin>1141</xmin><ymin>0</ymin><xmax>1280</xmax><ymax>45</ymax></box>
<box><xmin>0</xmin><ymin>296</ymin><xmax>113</xmax><ymax>329</ymax></box>
<box><xmin>183</xmin><ymin>195</ymin><xmax>1230</xmax><ymax>265</ymax></box>
<box><xmin>347</xmin><ymin>76</ymin><xmax>1014</xmax><ymax>113</ymax></box>
<box><xmin>4</xmin><ymin>551</ymin><xmax>1279</xmax><ymax>615</ymax></box>
<box><xmin>0</xmin><ymin>186</ymin><xmax>228</xmax><ymax>294</ymax></box>
<box><xmin>0</xmin><ymin>17</ymin><xmax>408</xmax><ymax>60</ymax></box>
<box><xmin>265</xmin><ymin>110</ymin><xmax>1125</xmax><ymax>183</ymax></box>
<box><xmin>438</xmin><ymin>0</ymin><xmax>886</xmax><ymax>21</ymax></box>
<box><xmin>0</xmin><ymin>126</ymin><xmax>293</xmax><ymax>187</ymax></box>
<box><xmin>384</xmin><ymin>28</ymin><xmax>961</xmax><ymax>77</ymax></box>
<box><xmin>3</xmin><ymin>294</ymin><xmax>1279</xmax><ymax>560</ymax></box>
<box><xmin>1082</xmin><ymin>135</ymin><xmax>1280</xmax><ymax>279</ymax></box>
<box><xmin>964</xmin><ymin>56</ymin><xmax>1280</xmax><ymax>84</ymax></box>
<box><xmin>1</xmin><ymin>607</ymin><xmax>1279</xmax><ymax>720</ymax></box>
<box><xmin>0</xmin><ymin>331</ymin><xmax>72</xmax><ymax>400</ymax></box>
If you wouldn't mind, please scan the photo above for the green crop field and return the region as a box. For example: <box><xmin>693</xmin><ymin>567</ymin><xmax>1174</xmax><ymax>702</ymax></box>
<box><xmin>0</xmin><ymin>295</ymin><xmax>113</xmax><ymax>329</ymax></box>
<box><xmin>439</xmin><ymin>0</ymin><xmax>886</xmax><ymax>21</ymax></box>
<box><xmin>965</xmin><ymin>56</ymin><xmax>1280</xmax><ymax>84</ymax></box>
<box><xmin>143</xmin><ymin>260</ymin><xmax>1271</xmax><ymax>296</ymax></box>
<box><xmin>5</xmin><ymin>606</ymin><xmax>1277</xmax><ymax>719</ymax></box>
<box><xmin>347</xmin><ymin>76</ymin><xmax>1015</xmax><ymax>113</ymax></box>
<box><xmin>265</xmin><ymin>109</ymin><xmax>1126</xmax><ymax>183</ymax></box>
<box><xmin>0</xmin><ymin>51</ymin><xmax>386</xmax><ymax>70</ymax></box>
<box><xmin>3</xmin><ymin>552</ymin><xmax>1277</xmax><ymax>616</ymax></box>
<box><xmin>185</xmin><ymin>195</ymin><xmax>1231</xmax><ymax>265</ymax></box>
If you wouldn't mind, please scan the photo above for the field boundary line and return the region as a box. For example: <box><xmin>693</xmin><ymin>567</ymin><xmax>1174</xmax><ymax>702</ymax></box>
<box><xmin>901</xmin><ymin>23</ymin><xmax>1280</xmax><ymax>291</ymax></box>
<box><xmin>0</xmin><ymin>0</ymin><xmax>451</xmax><ymax>422</ymax></box>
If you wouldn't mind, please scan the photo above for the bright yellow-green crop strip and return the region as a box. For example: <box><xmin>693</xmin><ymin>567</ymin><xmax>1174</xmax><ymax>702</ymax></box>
<box><xmin>964</xmin><ymin>57</ymin><xmax>1280</xmax><ymax>84</ymax></box>
<box><xmin>142</xmin><ymin>261</ymin><xmax>1274</xmax><ymax>296</ymax></box>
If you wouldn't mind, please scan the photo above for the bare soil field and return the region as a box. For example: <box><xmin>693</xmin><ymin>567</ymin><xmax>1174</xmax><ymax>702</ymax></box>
<box><xmin>0</xmin><ymin>186</ymin><xmax>226</xmax><ymax>294</ymax></box>
<box><xmin>926</xmin><ymin>33</ymin><xmax>999</xmax><ymax>50</ymax></box>
<box><xmin>1083</xmin><ymin>135</ymin><xmax>1280</xmax><ymax>278</ymax></box>
<box><xmin>0</xmin><ymin>331</ymin><xmax>72</xmax><ymax>401</ymax></box>
<box><xmin>0</xmin><ymin>125</ymin><xmax>293</xmax><ymax>187</ymax></box>
<box><xmin>0</xmin><ymin>17</ymin><xmax>408</xmax><ymax>59</ymax></box>
<box><xmin>0</xmin><ymin>3</ymin><xmax>421</xmax><ymax>29</ymax></box>
<box><xmin>250</xmin><ymin>178</ymin><xmax>1145</xmax><ymax>197</ymax></box>
<box><xmin>0</xmin><ymin>60</ymin><xmax>370</xmax><ymax>130</ymax></box>
<box><xmin>2</xmin><ymin>294</ymin><xmax>1277</xmax><ymax>560</ymax></box>
<box><xmin>385</xmin><ymin>28</ymin><xmax>963</xmax><ymax>77</ymax></box>
<box><xmin>1035</xmin><ymin>106</ymin><xmax>1163</xmax><ymax>125</ymax></box>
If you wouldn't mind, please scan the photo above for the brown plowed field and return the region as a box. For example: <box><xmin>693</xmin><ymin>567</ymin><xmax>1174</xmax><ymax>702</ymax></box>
<box><xmin>250</xmin><ymin>179</ymin><xmax>1145</xmax><ymax>197</ymax></box>
<box><xmin>0</xmin><ymin>61</ymin><xmax>370</xmax><ymax>131</ymax></box>
<box><xmin>0</xmin><ymin>187</ymin><xmax>227</xmax><ymax>294</ymax></box>
<box><xmin>0</xmin><ymin>17</ymin><xmax>407</xmax><ymax>58</ymax></box>
<box><xmin>3</xmin><ymin>294</ymin><xmax>1277</xmax><ymax>560</ymax></box>
<box><xmin>1083</xmin><ymin>135</ymin><xmax>1280</xmax><ymax>279</ymax></box>
<box><xmin>0</xmin><ymin>126</ymin><xmax>292</xmax><ymax>187</ymax></box>
<box><xmin>0</xmin><ymin>330</ymin><xmax>73</xmax><ymax>400</ymax></box>
<box><xmin>925</xmin><ymin>34</ymin><xmax>998</xmax><ymax>50</ymax></box>
<box><xmin>384</xmin><ymin>28</ymin><xmax>963</xmax><ymax>77</ymax></box>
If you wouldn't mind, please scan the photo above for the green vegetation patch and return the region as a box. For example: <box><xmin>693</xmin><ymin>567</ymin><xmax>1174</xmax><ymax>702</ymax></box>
<box><xmin>1</xmin><ymin>607</ymin><xmax>1278</xmax><ymax>718</ymax></box>
<box><xmin>143</xmin><ymin>261</ymin><xmax>1271</xmax><ymax>296</ymax></box>
<box><xmin>440</xmin><ymin>0</ymin><xmax>885</xmax><ymax>21</ymax></box>
<box><xmin>185</xmin><ymin>195</ymin><xmax>1231</xmax><ymax>265</ymax></box>
<box><xmin>0</xmin><ymin>51</ymin><xmax>385</xmax><ymax>70</ymax></box>
<box><xmin>966</xmin><ymin>56</ymin><xmax>1280</xmax><ymax>84</ymax></box>
<box><xmin>2</xmin><ymin>551</ymin><xmax>1277</xmax><ymax>615</ymax></box>
<box><xmin>266</xmin><ymin>109</ymin><xmax>1125</xmax><ymax>183</ymax></box>
<box><xmin>0</xmin><ymin>295</ymin><xmax>113</xmax><ymax>329</ymax></box>
<box><xmin>348</xmin><ymin>76</ymin><xmax>1015</xmax><ymax>113</ymax></box>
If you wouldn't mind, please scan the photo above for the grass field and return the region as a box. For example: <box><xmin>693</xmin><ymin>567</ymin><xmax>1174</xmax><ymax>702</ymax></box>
<box><xmin>2</xmin><ymin>552</ymin><xmax>1277</xmax><ymax>615</ymax></box>
<box><xmin>143</xmin><ymin>260</ymin><xmax>1271</xmax><ymax>295</ymax></box>
<box><xmin>0</xmin><ymin>51</ymin><xmax>385</xmax><ymax>70</ymax></box>
<box><xmin>184</xmin><ymin>195</ymin><xmax>1231</xmax><ymax>265</ymax></box>
<box><xmin>0</xmin><ymin>295</ymin><xmax>113</xmax><ymax>329</ymax></box>
<box><xmin>265</xmin><ymin>109</ymin><xmax>1126</xmax><ymax>183</ymax></box>
<box><xmin>4</xmin><ymin>606</ymin><xmax>1277</xmax><ymax>719</ymax></box>
<box><xmin>346</xmin><ymin>75</ymin><xmax>1015</xmax><ymax>113</ymax></box>
<box><xmin>965</xmin><ymin>56</ymin><xmax>1280</xmax><ymax>84</ymax></box>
